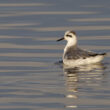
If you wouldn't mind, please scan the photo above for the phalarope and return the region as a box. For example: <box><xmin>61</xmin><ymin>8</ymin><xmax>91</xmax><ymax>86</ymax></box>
<box><xmin>57</xmin><ymin>31</ymin><xmax>106</xmax><ymax>66</ymax></box>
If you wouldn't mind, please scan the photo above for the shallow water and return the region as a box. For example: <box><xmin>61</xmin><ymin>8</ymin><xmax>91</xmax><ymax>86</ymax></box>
<box><xmin>0</xmin><ymin>0</ymin><xmax>110</xmax><ymax>110</ymax></box>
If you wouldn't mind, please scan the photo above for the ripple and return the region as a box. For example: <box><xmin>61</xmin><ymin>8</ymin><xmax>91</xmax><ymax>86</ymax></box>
<box><xmin>0</xmin><ymin>53</ymin><xmax>62</xmax><ymax>57</ymax></box>
<box><xmin>79</xmin><ymin>36</ymin><xmax>110</xmax><ymax>40</ymax></box>
<box><xmin>69</xmin><ymin>18</ymin><xmax>110</xmax><ymax>22</ymax></box>
<box><xmin>0</xmin><ymin>23</ymin><xmax>39</xmax><ymax>27</ymax></box>
<box><xmin>0</xmin><ymin>43</ymin><xmax>63</xmax><ymax>49</ymax></box>
<box><xmin>0</xmin><ymin>61</ymin><xmax>47</xmax><ymax>67</ymax></box>
<box><xmin>30</xmin><ymin>26</ymin><xmax>110</xmax><ymax>31</ymax></box>
<box><xmin>0</xmin><ymin>11</ymin><xmax>98</xmax><ymax>17</ymax></box>
<box><xmin>0</xmin><ymin>3</ymin><xmax>52</xmax><ymax>7</ymax></box>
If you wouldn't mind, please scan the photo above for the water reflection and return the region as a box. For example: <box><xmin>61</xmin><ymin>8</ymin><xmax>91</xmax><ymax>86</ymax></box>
<box><xmin>63</xmin><ymin>63</ymin><xmax>106</xmax><ymax>109</ymax></box>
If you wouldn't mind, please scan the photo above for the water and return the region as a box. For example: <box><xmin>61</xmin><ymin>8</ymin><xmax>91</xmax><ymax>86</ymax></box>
<box><xmin>0</xmin><ymin>0</ymin><xmax>110</xmax><ymax>110</ymax></box>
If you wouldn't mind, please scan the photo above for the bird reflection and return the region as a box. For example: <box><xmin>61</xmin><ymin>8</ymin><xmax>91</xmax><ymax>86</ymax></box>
<box><xmin>63</xmin><ymin>63</ymin><xmax>106</xmax><ymax>109</ymax></box>
<box><xmin>64</xmin><ymin>63</ymin><xmax>106</xmax><ymax>91</ymax></box>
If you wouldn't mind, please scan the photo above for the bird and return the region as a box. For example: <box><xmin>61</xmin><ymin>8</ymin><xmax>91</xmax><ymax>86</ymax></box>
<box><xmin>57</xmin><ymin>31</ymin><xmax>106</xmax><ymax>67</ymax></box>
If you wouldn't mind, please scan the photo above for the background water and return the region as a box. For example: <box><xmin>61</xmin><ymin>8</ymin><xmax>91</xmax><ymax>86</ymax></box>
<box><xmin>0</xmin><ymin>0</ymin><xmax>110</xmax><ymax>110</ymax></box>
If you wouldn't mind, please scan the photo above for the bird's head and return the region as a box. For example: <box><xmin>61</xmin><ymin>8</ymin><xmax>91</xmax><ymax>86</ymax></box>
<box><xmin>57</xmin><ymin>30</ymin><xmax>77</xmax><ymax>47</ymax></box>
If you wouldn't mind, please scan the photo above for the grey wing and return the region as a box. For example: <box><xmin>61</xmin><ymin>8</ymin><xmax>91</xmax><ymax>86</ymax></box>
<box><xmin>77</xmin><ymin>48</ymin><xmax>99</xmax><ymax>58</ymax></box>
<box><xmin>64</xmin><ymin>47</ymin><xmax>98</xmax><ymax>60</ymax></box>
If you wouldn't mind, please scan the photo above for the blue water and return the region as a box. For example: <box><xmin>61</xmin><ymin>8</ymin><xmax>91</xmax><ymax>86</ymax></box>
<box><xmin>0</xmin><ymin>0</ymin><xmax>109</xmax><ymax>110</ymax></box>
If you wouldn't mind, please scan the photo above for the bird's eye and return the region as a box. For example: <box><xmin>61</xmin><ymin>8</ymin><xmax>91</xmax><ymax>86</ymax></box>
<box><xmin>66</xmin><ymin>34</ymin><xmax>72</xmax><ymax>37</ymax></box>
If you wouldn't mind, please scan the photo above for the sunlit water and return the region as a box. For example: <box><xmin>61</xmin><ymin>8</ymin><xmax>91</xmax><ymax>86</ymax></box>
<box><xmin>0</xmin><ymin>0</ymin><xmax>110</xmax><ymax>110</ymax></box>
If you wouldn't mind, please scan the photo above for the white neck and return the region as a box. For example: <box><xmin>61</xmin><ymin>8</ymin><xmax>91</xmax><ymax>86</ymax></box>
<box><xmin>64</xmin><ymin>38</ymin><xmax>77</xmax><ymax>52</ymax></box>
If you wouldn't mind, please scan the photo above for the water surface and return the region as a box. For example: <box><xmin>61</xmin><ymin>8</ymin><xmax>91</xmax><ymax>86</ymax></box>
<box><xmin>0</xmin><ymin>0</ymin><xmax>110</xmax><ymax>110</ymax></box>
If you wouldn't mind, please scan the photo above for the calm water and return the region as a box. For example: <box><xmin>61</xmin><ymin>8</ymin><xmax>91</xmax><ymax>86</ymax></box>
<box><xmin>0</xmin><ymin>0</ymin><xmax>110</xmax><ymax>110</ymax></box>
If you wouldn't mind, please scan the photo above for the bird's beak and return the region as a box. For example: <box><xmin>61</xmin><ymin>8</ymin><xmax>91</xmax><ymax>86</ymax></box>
<box><xmin>56</xmin><ymin>37</ymin><xmax>64</xmax><ymax>41</ymax></box>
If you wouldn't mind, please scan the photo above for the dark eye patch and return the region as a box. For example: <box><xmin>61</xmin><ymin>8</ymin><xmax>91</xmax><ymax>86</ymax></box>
<box><xmin>66</xmin><ymin>34</ymin><xmax>72</xmax><ymax>37</ymax></box>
